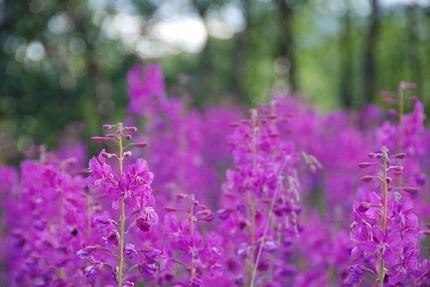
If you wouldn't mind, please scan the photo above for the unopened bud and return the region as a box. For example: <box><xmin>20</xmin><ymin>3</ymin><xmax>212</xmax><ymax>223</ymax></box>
<box><xmin>358</xmin><ymin>162</ymin><xmax>372</xmax><ymax>168</ymax></box>
<box><xmin>393</xmin><ymin>165</ymin><xmax>403</xmax><ymax>172</ymax></box>
<box><xmin>386</xmin><ymin>177</ymin><xmax>392</xmax><ymax>183</ymax></box>
<box><xmin>123</xmin><ymin>151</ymin><xmax>132</xmax><ymax>157</ymax></box>
<box><xmin>387</xmin><ymin>109</ymin><xmax>397</xmax><ymax>118</ymax></box>
<box><xmin>358</xmin><ymin>202</ymin><xmax>372</xmax><ymax>212</ymax></box>
<box><xmin>134</xmin><ymin>142</ymin><xmax>147</xmax><ymax>148</ymax></box>
<box><xmin>177</xmin><ymin>193</ymin><xmax>188</xmax><ymax>199</ymax></box>
<box><xmin>381</xmin><ymin>91</ymin><xmax>393</xmax><ymax>97</ymax></box>
<box><xmin>126</xmin><ymin>126</ymin><xmax>138</xmax><ymax>132</ymax></box>
<box><xmin>164</xmin><ymin>207</ymin><xmax>177</xmax><ymax>212</ymax></box>
<box><xmin>102</xmin><ymin>152</ymin><xmax>114</xmax><ymax>159</ymax></box>
<box><xmin>103</xmin><ymin>124</ymin><xmax>115</xmax><ymax>130</ymax></box>
<box><xmin>368</xmin><ymin>153</ymin><xmax>377</xmax><ymax>158</ymax></box>
<box><xmin>361</xmin><ymin>176</ymin><xmax>373</xmax><ymax>182</ymax></box>
<box><xmin>409</xmin><ymin>83</ymin><xmax>417</xmax><ymax>89</ymax></box>
<box><xmin>91</xmin><ymin>137</ymin><xmax>105</xmax><ymax>142</ymax></box>
<box><xmin>106</xmin><ymin>134</ymin><xmax>115</xmax><ymax>139</ymax></box>
<box><xmin>408</xmin><ymin>96</ymin><xmax>419</xmax><ymax>103</ymax></box>
<box><xmin>402</xmin><ymin>187</ymin><xmax>417</xmax><ymax>194</ymax></box>
<box><xmin>125</xmin><ymin>135</ymin><xmax>132</xmax><ymax>140</ymax></box>
<box><xmin>393</xmin><ymin>153</ymin><xmax>406</xmax><ymax>160</ymax></box>
<box><xmin>384</xmin><ymin>98</ymin><xmax>397</xmax><ymax>105</ymax></box>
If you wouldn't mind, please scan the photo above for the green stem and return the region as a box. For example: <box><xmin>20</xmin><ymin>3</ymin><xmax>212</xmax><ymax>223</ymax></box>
<box><xmin>379</xmin><ymin>150</ymin><xmax>389</xmax><ymax>287</ymax></box>
<box><xmin>59</xmin><ymin>163</ymin><xmax>65</xmax><ymax>279</ymax></box>
<box><xmin>190</xmin><ymin>194</ymin><xmax>195</xmax><ymax>279</ymax></box>
<box><xmin>249</xmin><ymin>116</ymin><xmax>257</xmax><ymax>287</ymax></box>
<box><xmin>118</xmin><ymin>134</ymin><xmax>125</xmax><ymax>287</ymax></box>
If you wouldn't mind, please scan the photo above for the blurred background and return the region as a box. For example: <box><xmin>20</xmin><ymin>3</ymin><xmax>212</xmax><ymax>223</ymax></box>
<box><xmin>1</xmin><ymin>0</ymin><xmax>430</xmax><ymax>164</ymax></box>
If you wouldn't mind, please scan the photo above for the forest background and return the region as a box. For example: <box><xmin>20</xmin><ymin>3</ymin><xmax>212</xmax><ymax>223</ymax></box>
<box><xmin>1</xmin><ymin>0</ymin><xmax>429</xmax><ymax>163</ymax></box>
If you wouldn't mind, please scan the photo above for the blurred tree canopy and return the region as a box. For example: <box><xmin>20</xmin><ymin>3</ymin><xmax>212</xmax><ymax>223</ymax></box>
<box><xmin>1</xmin><ymin>0</ymin><xmax>430</xmax><ymax>163</ymax></box>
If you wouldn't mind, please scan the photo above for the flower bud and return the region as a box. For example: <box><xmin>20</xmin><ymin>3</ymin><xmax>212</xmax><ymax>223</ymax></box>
<box><xmin>387</xmin><ymin>109</ymin><xmax>397</xmax><ymax>118</ymax></box>
<box><xmin>143</xmin><ymin>248</ymin><xmax>161</xmax><ymax>264</ymax></box>
<box><xmin>361</xmin><ymin>176</ymin><xmax>373</xmax><ymax>182</ymax></box>
<box><xmin>123</xmin><ymin>151</ymin><xmax>132</xmax><ymax>157</ymax></box>
<box><xmin>358</xmin><ymin>202</ymin><xmax>372</xmax><ymax>212</ymax></box>
<box><xmin>402</xmin><ymin>187</ymin><xmax>417</xmax><ymax>194</ymax></box>
<box><xmin>126</xmin><ymin>126</ymin><xmax>138</xmax><ymax>132</ymax></box>
<box><xmin>164</xmin><ymin>206</ymin><xmax>177</xmax><ymax>212</ymax></box>
<box><xmin>368</xmin><ymin>153</ymin><xmax>377</xmax><ymax>158</ymax></box>
<box><xmin>138</xmin><ymin>263</ymin><xmax>157</xmax><ymax>280</ymax></box>
<box><xmin>102</xmin><ymin>152</ymin><xmax>114</xmax><ymax>158</ymax></box>
<box><xmin>103</xmin><ymin>230</ymin><xmax>120</xmax><ymax>246</ymax></box>
<box><xmin>77</xmin><ymin>246</ymin><xmax>97</xmax><ymax>261</ymax></box>
<box><xmin>124</xmin><ymin>243</ymin><xmax>137</xmax><ymax>260</ymax></box>
<box><xmin>381</xmin><ymin>91</ymin><xmax>393</xmax><ymax>97</ymax></box>
<box><xmin>103</xmin><ymin>124</ymin><xmax>115</xmax><ymax>130</ymax></box>
<box><xmin>393</xmin><ymin>165</ymin><xmax>403</xmax><ymax>172</ymax></box>
<box><xmin>415</xmin><ymin>173</ymin><xmax>427</xmax><ymax>186</ymax></box>
<box><xmin>392</xmin><ymin>153</ymin><xmax>406</xmax><ymax>159</ymax></box>
<box><xmin>217</xmin><ymin>208</ymin><xmax>231</xmax><ymax>220</ymax></box>
<box><xmin>134</xmin><ymin>142</ymin><xmax>148</xmax><ymax>148</ymax></box>
<box><xmin>91</xmin><ymin>137</ymin><xmax>105</xmax><ymax>142</ymax></box>
<box><xmin>358</xmin><ymin>162</ymin><xmax>372</xmax><ymax>168</ymax></box>
<box><xmin>125</xmin><ymin>135</ymin><xmax>132</xmax><ymax>140</ymax></box>
<box><xmin>84</xmin><ymin>261</ymin><xmax>103</xmax><ymax>282</ymax></box>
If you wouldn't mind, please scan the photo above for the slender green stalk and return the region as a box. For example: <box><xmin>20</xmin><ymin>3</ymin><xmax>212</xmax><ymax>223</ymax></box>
<box><xmin>379</xmin><ymin>148</ymin><xmax>389</xmax><ymax>287</ymax></box>
<box><xmin>249</xmin><ymin>116</ymin><xmax>257</xmax><ymax>287</ymax></box>
<box><xmin>118</xmin><ymin>134</ymin><xmax>125</xmax><ymax>287</ymax></box>
<box><xmin>190</xmin><ymin>194</ymin><xmax>195</xmax><ymax>279</ymax></box>
<box><xmin>59</xmin><ymin>163</ymin><xmax>65</xmax><ymax>279</ymax></box>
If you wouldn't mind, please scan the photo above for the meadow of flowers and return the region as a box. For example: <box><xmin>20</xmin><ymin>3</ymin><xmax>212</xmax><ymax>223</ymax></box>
<box><xmin>1</xmin><ymin>64</ymin><xmax>430</xmax><ymax>287</ymax></box>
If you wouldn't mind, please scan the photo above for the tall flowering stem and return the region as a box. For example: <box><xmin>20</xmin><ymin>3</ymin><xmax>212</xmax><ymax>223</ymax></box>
<box><xmin>82</xmin><ymin>123</ymin><xmax>157</xmax><ymax>285</ymax></box>
<box><xmin>219</xmin><ymin>103</ymin><xmax>302</xmax><ymax>286</ymax></box>
<box><xmin>379</xmin><ymin>147</ymin><xmax>389</xmax><ymax>287</ymax></box>
<box><xmin>189</xmin><ymin>194</ymin><xmax>195</xmax><ymax>279</ymax></box>
<box><xmin>348</xmin><ymin>146</ymin><xmax>420</xmax><ymax>286</ymax></box>
<box><xmin>117</xmin><ymin>131</ymin><xmax>125</xmax><ymax>287</ymax></box>
<box><xmin>249</xmin><ymin>110</ymin><xmax>257</xmax><ymax>287</ymax></box>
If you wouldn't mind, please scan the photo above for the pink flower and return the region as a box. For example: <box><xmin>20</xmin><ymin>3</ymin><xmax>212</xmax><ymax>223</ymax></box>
<box><xmin>84</xmin><ymin>261</ymin><xmax>103</xmax><ymax>282</ymax></box>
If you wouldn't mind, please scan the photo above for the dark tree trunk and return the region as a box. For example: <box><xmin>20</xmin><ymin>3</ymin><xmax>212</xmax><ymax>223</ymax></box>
<box><xmin>193</xmin><ymin>0</ymin><xmax>212</xmax><ymax>106</ymax></box>
<box><xmin>277</xmin><ymin>0</ymin><xmax>297</xmax><ymax>93</ymax></box>
<box><xmin>363</xmin><ymin>0</ymin><xmax>380</xmax><ymax>105</ymax></box>
<box><xmin>339</xmin><ymin>3</ymin><xmax>353</xmax><ymax>109</ymax></box>
<box><xmin>407</xmin><ymin>5</ymin><xmax>421</xmax><ymax>95</ymax></box>
<box><xmin>231</xmin><ymin>0</ymin><xmax>249</xmax><ymax>103</ymax></box>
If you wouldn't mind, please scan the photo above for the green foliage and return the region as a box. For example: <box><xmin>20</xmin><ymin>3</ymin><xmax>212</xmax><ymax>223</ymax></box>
<box><xmin>1</xmin><ymin>0</ymin><xmax>430</xmax><ymax>164</ymax></box>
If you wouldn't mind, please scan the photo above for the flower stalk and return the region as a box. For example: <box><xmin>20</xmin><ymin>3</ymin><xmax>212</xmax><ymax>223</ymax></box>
<box><xmin>118</xmin><ymin>132</ymin><xmax>125</xmax><ymax>287</ymax></box>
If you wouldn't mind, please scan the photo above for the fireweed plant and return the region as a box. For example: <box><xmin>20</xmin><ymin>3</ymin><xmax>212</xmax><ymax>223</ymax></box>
<box><xmin>348</xmin><ymin>147</ymin><xmax>423</xmax><ymax>286</ymax></box>
<box><xmin>78</xmin><ymin>123</ymin><xmax>158</xmax><ymax>286</ymax></box>
<box><xmin>217</xmin><ymin>104</ymin><xmax>303</xmax><ymax>287</ymax></box>
<box><xmin>158</xmin><ymin>193</ymin><xmax>221</xmax><ymax>286</ymax></box>
<box><xmin>3</xmin><ymin>146</ymin><xmax>90</xmax><ymax>286</ymax></box>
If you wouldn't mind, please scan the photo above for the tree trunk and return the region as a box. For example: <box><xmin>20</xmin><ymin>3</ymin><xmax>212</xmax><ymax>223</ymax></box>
<box><xmin>277</xmin><ymin>0</ymin><xmax>297</xmax><ymax>94</ymax></box>
<box><xmin>363</xmin><ymin>0</ymin><xmax>380</xmax><ymax>105</ymax></box>
<box><xmin>339</xmin><ymin>2</ymin><xmax>353</xmax><ymax>109</ymax></box>
<box><xmin>231</xmin><ymin>0</ymin><xmax>249</xmax><ymax>103</ymax></box>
